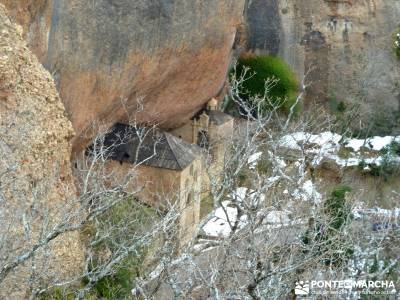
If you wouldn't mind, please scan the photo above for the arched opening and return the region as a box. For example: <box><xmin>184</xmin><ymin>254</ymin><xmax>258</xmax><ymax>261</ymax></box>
<box><xmin>197</xmin><ymin>130</ymin><xmax>209</xmax><ymax>149</ymax></box>
<box><xmin>190</xmin><ymin>165</ymin><xmax>194</xmax><ymax>176</ymax></box>
<box><xmin>186</xmin><ymin>192</ymin><xmax>193</xmax><ymax>205</ymax></box>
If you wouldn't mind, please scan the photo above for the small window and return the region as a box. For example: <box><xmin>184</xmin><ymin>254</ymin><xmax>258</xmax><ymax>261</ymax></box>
<box><xmin>197</xmin><ymin>130</ymin><xmax>209</xmax><ymax>149</ymax></box>
<box><xmin>190</xmin><ymin>165</ymin><xmax>194</xmax><ymax>176</ymax></box>
<box><xmin>186</xmin><ymin>192</ymin><xmax>193</xmax><ymax>205</ymax></box>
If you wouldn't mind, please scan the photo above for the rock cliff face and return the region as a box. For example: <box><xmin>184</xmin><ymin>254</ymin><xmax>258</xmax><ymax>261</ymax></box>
<box><xmin>246</xmin><ymin>0</ymin><xmax>400</xmax><ymax>125</ymax></box>
<box><xmin>0</xmin><ymin>5</ymin><xmax>82</xmax><ymax>297</ymax></box>
<box><xmin>4</xmin><ymin>0</ymin><xmax>400</xmax><ymax>145</ymax></box>
<box><xmin>2</xmin><ymin>0</ymin><xmax>245</xmax><ymax>150</ymax></box>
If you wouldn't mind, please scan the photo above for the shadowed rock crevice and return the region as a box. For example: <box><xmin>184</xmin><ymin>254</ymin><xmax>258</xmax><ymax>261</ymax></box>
<box><xmin>245</xmin><ymin>0</ymin><xmax>281</xmax><ymax>55</ymax></box>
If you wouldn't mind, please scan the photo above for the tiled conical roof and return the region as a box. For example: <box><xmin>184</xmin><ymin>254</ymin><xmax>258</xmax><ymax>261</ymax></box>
<box><xmin>97</xmin><ymin>123</ymin><xmax>201</xmax><ymax>170</ymax></box>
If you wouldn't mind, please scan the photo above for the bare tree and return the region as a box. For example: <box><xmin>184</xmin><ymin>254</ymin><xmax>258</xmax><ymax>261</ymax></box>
<box><xmin>0</xmin><ymin>119</ymin><xmax>185</xmax><ymax>299</ymax></box>
<box><xmin>1</xmin><ymin>66</ymin><xmax>398</xmax><ymax>300</ymax></box>
<box><xmin>130</xmin><ymin>65</ymin><xmax>399</xmax><ymax>300</ymax></box>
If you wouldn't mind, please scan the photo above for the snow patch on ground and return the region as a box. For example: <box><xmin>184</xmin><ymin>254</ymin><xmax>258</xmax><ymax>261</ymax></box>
<box><xmin>248</xmin><ymin>152</ymin><xmax>262</xmax><ymax>168</ymax></box>
<box><xmin>280</xmin><ymin>132</ymin><xmax>399</xmax><ymax>154</ymax></box>
<box><xmin>229</xmin><ymin>187</ymin><xmax>248</xmax><ymax>202</ymax></box>
<box><xmin>193</xmin><ymin>240</ymin><xmax>219</xmax><ymax>253</ymax></box>
<box><xmin>311</xmin><ymin>153</ymin><xmax>394</xmax><ymax>169</ymax></box>
<box><xmin>202</xmin><ymin>187</ymin><xmax>290</xmax><ymax>238</ymax></box>
<box><xmin>279</xmin><ymin>132</ymin><xmax>400</xmax><ymax>169</ymax></box>
<box><xmin>229</xmin><ymin>187</ymin><xmax>266</xmax><ymax>206</ymax></box>
<box><xmin>264</xmin><ymin>210</ymin><xmax>291</xmax><ymax>225</ymax></box>
<box><xmin>292</xmin><ymin>180</ymin><xmax>322</xmax><ymax>204</ymax></box>
<box><xmin>345</xmin><ymin>136</ymin><xmax>400</xmax><ymax>152</ymax></box>
<box><xmin>278</xmin><ymin>132</ymin><xmax>342</xmax><ymax>152</ymax></box>
<box><xmin>353</xmin><ymin>203</ymin><xmax>400</xmax><ymax>219</ymax></box>
<box><xmin>201</xmin><ymin>131</ymin><xmax>399</xmax><ymax>240</ymax></box>
<box><xmin>202</xmin><ymin>201</ymin><xmax>238</xmax><ymax>238</ymax></box>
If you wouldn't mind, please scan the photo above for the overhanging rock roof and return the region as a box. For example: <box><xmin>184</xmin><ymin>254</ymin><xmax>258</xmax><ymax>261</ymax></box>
<box><xmin>98</xmin><ymin>123</ymin><xmax>201</xmax><ymax>171</ymax></box>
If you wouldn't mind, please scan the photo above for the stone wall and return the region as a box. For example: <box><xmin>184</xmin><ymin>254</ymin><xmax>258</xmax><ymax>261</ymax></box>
<box><xmin>171</xmin><ymin>122</ymin><xmax>195</xmax><ymax>145</ymax></box>
<box><xmin>104</xmin><ymin>159</ymin><xmax>202</xmax><ymax>246</ymax></box>
<box><xmin>178</xmin><ymin>158</ymin><xmax>203</xmax><ymax>245</ymax></box>
<box><xmin>208</xmin><ymin>119</ymin><xmax>235</xmax><ymax>165</ymax></box>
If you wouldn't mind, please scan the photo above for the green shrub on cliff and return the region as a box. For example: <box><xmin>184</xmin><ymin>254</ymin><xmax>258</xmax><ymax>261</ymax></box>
<box><xmin>324</xmin><ymin>185</ymin><xmax>352</xmax><ymax>231</ymax></box>
<box><xmin>302</xmin><ymin>185</ymin><xmax>353</xmax><ymax>266</ymax></box>
<box><xmin>395</xmin><ymin>29</ymin><xmax>400</xmax><ymax>58</ymax></box>
<box><xmin>236</xmin><ymin>55</ymin><xmax>299</xmax><ymax>113</ymax></box>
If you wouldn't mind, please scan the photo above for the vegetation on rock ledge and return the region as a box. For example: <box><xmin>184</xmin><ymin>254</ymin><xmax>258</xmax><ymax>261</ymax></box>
<box><xmin>302</xmin><ymin>185</ymin><xmax>353</xmax><ymax>266</ymax></box>
<box><xmin>235</xmin><ymin>55</ymin><xmax>300</xmax><ymax>114</ymax></box>
<box><xmin>395</xmin><ymin>29</ymin><xmax>400</xmax><ymax>58</ymax></box>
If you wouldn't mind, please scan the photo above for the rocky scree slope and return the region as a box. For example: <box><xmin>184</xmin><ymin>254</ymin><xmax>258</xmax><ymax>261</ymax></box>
<box><xmin>0</xmin><ymin>4</ymin><xmax>82</xmax><ymax>298</ymax></box>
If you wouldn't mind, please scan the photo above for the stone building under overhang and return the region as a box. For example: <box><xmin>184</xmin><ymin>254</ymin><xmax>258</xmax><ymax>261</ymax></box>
<box><xmin>93</xmin><ymin>123</ymin><xmax>203</xmax><ymax>246</ymax></box>
<box><xmin>171</xmin><ymin>98</ymin><xmax>234</xmax><ymax>165</ymax></box>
